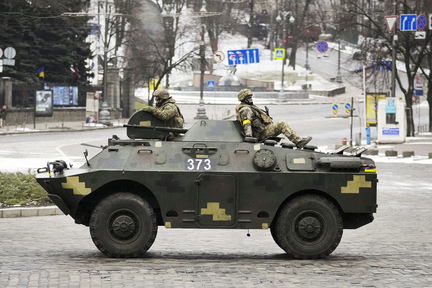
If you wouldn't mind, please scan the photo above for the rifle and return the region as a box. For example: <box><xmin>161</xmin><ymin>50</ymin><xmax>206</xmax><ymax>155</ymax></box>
<box><xmin>123</xmin><ymin>124</ymin><xmax>189</xmax><ymax>134</ymax></box>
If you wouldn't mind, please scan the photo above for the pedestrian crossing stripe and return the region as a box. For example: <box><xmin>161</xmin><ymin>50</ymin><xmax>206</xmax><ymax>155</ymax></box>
<box><xmin>274</xmin><ymin>48</ymin><xmax>285</xmax><ymax>59</ymax></box>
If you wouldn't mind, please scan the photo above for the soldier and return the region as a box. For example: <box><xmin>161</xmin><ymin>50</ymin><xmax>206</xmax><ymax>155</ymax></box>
<box><xmin>236</xmin><ymin>89</ymin><xmax>312</xmax><ymax>148</ymax></box>
<box><xmin>141</xmin><ymin>89</ymin><xmax>184</xmax><ymax>140</ymax></box>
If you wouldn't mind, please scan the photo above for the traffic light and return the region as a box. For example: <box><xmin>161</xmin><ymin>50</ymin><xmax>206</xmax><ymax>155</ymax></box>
<box><xmin>283</xmin><ymin>36</ymin><xmax>292</xmax><ymax>43</ymax></box>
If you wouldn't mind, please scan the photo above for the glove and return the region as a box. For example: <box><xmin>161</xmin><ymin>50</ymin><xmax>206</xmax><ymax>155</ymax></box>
<box><xmin>141</xmin><ymin>105</ymin><xmax>155</xmax><ymax>113</ymax></box>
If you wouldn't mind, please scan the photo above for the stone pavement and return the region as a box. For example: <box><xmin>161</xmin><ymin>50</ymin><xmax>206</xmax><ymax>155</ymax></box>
<box><xmin>0</xmin><ymin>162</ymin><xmax>431</xmax><ymax>287</ymax></box>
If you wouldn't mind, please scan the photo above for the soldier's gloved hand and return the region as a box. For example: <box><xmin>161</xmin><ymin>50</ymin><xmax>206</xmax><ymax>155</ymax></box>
<box><xmin>141</xmin><ymin>105</ymin><xmax>155</xmax><ymax>113</ymax></box>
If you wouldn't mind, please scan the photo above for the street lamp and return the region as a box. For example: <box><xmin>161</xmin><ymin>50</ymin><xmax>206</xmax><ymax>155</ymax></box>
<box><xmin>276</xmin><ymin>11</ymin><xmax>294</xmax><ymax>98</ymax></box>
<box><xmin>191</xmin><ymin>4</ymin><xmax>220</xmax><ymax>120</ymax></box>
<box><xmin>98</xmin><ymin>0</ymin><xmax>114</xmax><ymax>125</ymax></box>
<box><xmin>195</xmin><ymin>24</ymin><xmax>208</xmax><ymax>119</ymax></box>
<box><xmin>336</xmin><ymin>40</ymin><xmax>343</xmax><ymax>83</ymax></box>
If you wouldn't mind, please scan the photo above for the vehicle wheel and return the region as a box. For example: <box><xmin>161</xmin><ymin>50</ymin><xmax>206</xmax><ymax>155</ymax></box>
<box><xmin>273</xmin><ymin>194</ymin><xmax>343</xmax><ymax>259</ymax></box>
<box><xmin>89</xmin><ymin>192</ymin><xmax>157</xmax><ymax>257</ymax></box>
<box><xmin>270</xmin><ymin>223</ymin><xmax>283</xmax><ymax>250</ymax></box>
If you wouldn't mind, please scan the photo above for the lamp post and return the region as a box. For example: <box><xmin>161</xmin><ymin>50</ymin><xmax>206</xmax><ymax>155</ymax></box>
<box><xmin>336</xmin><ymin>40</ymin><xmax>343</xmax><ymax>83</ymax></box>
<box><xmin>98</xmin><ymin>0</ymin><xmax>114</xmax><ymax>125</ymax></box>
<box><xmin>276</xmin><ymin>11</ymin><xmax>294</xmax><ymax>99</ymax></box>
<box><xmin>305</xmin><ymin>39</ymin><xmax>310</xmax><ymax>70</ymax></box>
<box><xmin>195</xmin><ymin>24</ymin><xmax>208</xmax><ymax>119</ymax></box>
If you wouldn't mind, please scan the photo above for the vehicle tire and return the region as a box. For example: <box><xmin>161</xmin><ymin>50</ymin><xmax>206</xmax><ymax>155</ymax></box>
<box><xmin>273</xmin><ymin>194</ymin><xmax>343</xmax><ymax>259</ymax></box>
<box><xmin>89</xmin><ymin>192</ymin><xmax>157</xmax><ymax>257</ymax></box>
<box><xmin>270</xmin><ymin>223</ymin><xmax>283</xmax><ymax>250</ymax></box>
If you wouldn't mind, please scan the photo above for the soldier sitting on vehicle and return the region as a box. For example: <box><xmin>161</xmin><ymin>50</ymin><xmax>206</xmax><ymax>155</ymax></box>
<box><xmin>141</xmin><ymin>89</ymin><xmax>184</xmax><ymax>140</ymax></box>
<box><xmin>235</xmin><ymin>89</ymin><xmax>312</xmax><ymax>148</ymax></box>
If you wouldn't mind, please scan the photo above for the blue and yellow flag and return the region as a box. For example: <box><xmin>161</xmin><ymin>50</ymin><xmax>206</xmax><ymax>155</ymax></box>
<box><xmin>37</xmin><ymin>67</ymin><xmax>44</xmax><ymax>78</ymax></box>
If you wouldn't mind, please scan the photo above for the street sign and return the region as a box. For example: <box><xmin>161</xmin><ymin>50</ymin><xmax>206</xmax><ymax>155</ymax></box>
<box><xmin>317</xmin><ymin>41</ymin><xmax>328</xmax><ymax>53</ymax></box>
<box><xmin>227</xmin><ymin>49</ymin><xmax>259</xmax><ymax>65</ymax></box>
<box><xmin>417</xmin><ymin>14</ymin><xmax>427</xmax><ymax>30</ymax></box>
<box><xmin>372</xmin><ymin>61</ymin><xmax>392</xmax><ymax>71</ymax></box>
<box><xmin>400</xmin><ymin>14</ymin><xmax>417</xmax><ymax>31</ymax></box>
<box><xmin>344</xmin><ymin>102</ymin><xmax>351</xmax><ymax>116</ymax></box>
<box><xmin>274</xmin><ymin>48</ymin><xmax>285</xmax><ymax>59</ymax></box>
<box><xmin>207</xmin><ymin>81</ymin><xmax>215</xmax><ymax>88</ymax></box>
<box><xmin>385</xmin><ymin>15</ymin><xmax>398</xmax><ymax>32</ymax></box>
<box><xmin>429</xmin><ymin>13</ymin><xmax>432</xmax><ymax>30</ymax></box>
<box><xmin>1</xmin><ymin>47</ymin><xmax>16</xmax><ymax>66</ymax></box>
<box><xmin>213</xmin><ymin>51</ymin><xmax>225</xmax><ymax>63</ymax></box>
<box><xmin>415</xmin><ymin>31</ymin><xmax>426</xmax><ymax>39</ymax></box>
<box><xmin>332</xmin><ymin>103</ymin><xmax>339</xmax><ymax>116</ymax></box>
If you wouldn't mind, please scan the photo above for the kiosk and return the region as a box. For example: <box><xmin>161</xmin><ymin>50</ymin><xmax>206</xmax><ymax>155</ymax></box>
<box><xmin>377</xmin><ymin>98</ymin><xmax>406</xmax><ymax>143</ymax></box>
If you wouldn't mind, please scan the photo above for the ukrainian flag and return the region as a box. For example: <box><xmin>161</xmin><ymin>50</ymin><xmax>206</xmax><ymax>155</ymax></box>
<box><xmin>37</xmin><ymin>67</ymin><xmax>44</xmax><ymax>78</ymax></box>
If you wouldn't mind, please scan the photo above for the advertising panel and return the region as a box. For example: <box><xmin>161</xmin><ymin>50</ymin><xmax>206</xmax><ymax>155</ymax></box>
<box><xmin>52</xmin><ymin>86</ymin><xmax>78</xmax><ymax>106</ymax></box>
<box><xmin>366</xmin><ymin>93</ymin><xmax>387</xmax><ymax>126</ymax></box>
<box><xmin>35</xmin><ymin>90</ymin><xmax>53</xmax><ymax>117</ymax></box>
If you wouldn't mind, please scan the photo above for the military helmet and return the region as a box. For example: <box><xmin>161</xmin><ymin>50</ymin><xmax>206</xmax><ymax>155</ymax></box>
<box><xmin>238</xmin><ymin>89</ymin><xmax>253</xmax><ymax>101</ymax></box>
<box><xmin>153</xmin><ymin>88</ymin><xmax>170</xmax><ymax>100</ymax></box>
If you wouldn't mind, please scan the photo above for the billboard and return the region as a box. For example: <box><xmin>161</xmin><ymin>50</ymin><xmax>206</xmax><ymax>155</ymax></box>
<box><xmin>366</xmin><ymin>93</ymin><xmax>387</xmax><ymax>126</ymax></box>
<box><xmin>35</xmin><ymin>90</ymin><xmax>53</xmax><ymax>117</ymax></box>
<box><xmin>52</xmin><ymin>86</ymin><xmax>78</xmax><ymax>106</ymax></box>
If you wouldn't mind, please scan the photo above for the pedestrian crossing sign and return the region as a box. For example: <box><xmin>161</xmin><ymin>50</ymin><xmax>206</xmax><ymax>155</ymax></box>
<box><xmin>274</xmin><ymin>48</ymin><xmax>285</xmax><ymax>59</ymax></box>
<box><xmin>207</xmin><ymin>81</ymin><xmax>215</xmax><ymax>88</ymax></box>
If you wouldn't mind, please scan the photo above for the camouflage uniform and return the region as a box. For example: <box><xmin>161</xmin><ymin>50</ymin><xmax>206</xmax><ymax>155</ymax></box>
<box><xmin>142</xmin><ymin>89</ymin><xmax>184</xmax><ymax>140</ymax></box>
<box><xmin>153</xmin><ymin>98</ymin><xmax>184</xmax><ymax>129</ymax></box>
<box><xmin>236</xmin><ymin>103</ymin><xmax>302</xmax><ymax>143</ymax></box>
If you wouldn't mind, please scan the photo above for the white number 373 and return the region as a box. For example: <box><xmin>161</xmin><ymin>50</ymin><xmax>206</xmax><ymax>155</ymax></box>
<box><xmin>186</xmin><ymin>159</ymin><xmax>212</xmax><ymax>170</ymax></box>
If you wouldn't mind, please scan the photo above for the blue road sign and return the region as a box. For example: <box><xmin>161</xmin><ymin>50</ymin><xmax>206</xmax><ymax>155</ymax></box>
<box><xmin>400</xmin><ymin>14</ymin><xmax>417</xmax><ymax>31</ymax></box>
<box><xmin>207</xmin><ymin>81</ymin><xmax>215</xmax><ymax>88</ymax></box>
<box><xmin>417</xmin><ymin>15</ymin><xmax>427</xmax><ymax>31</ymax></box>
<box><xmin>332</xmin><ymin>103</ymin><xmax>339</xmax><ymax>111</ymax></box>
<box><xmin>317</xmin><ymin>41</ymin><xmax>328</xmax><ymax>53</ymax></box>
<box><xmin>274</xmin><ymin>48</ymin><xmax>285</xmax><ymax>59</ymax></box>
<box><xmin>227</xmin><ymin>49</ymin><xmax>260</xmax><ymax>65</ymax></box>
<box><xmin>372</xmin><ymin>61</ymin><xmax>392</xmax><ymax>71</ymax></box>
<box><xmin>414</xmin><ymin>86</ymin><xmax>423</xmax><ymax>96</ymax></box>
<box><xmin>345</xmin><ymin>103</ymin><xmax>351</xmax><ymax>110</ymax></box>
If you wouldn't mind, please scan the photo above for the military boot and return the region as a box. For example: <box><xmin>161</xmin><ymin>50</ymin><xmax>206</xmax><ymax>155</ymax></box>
<box><xmin>296</xmin><ymin>136</ymin><xmax>312</xmax><ymax>149</ymax></box>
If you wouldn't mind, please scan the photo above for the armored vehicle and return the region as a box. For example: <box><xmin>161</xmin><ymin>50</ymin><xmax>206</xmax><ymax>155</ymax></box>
<box><xmin>36</xmin><ymin>111</ymin><xmax>378</xmax><ymax>259</ymax></box>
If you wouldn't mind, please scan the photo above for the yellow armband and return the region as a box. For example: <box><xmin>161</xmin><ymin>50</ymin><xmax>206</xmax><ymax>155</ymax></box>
<box><xmin>242</xmin><ymin>119</ymin><xmax>251</xmax><ymax>125</ymax></box>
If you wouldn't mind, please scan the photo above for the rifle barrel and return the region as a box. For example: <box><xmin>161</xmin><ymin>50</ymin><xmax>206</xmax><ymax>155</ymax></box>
<box><xmin>123</xmin><ymin>124</ymin><xmax>188</xmax><ymax>134</ymax></box>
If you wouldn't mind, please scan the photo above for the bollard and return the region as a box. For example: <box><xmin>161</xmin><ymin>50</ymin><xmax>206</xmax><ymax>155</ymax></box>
<box><xmin>366</xmin><ymin>125</ymin><xmax>371</xmax><ymax>145</ymax></box>
<box><xmin>342</xmin><ymin>137</ymin><xmax>347</xmax><ymax>145</ymax></box>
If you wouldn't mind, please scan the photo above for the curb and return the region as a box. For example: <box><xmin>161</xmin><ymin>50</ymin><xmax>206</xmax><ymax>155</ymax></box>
<box><xmin>0</xmin><ymin>206</ymin><xmax>64</xmax><ymax>218</ymax></box>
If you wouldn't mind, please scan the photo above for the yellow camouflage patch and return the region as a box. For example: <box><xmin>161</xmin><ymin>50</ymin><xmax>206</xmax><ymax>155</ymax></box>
<box><xmin>341</xmin><ymin>175</ymin><xmax>371</xmax><ymax>194</ymax></box>
<box><xmin>61</xmin><ymin>176</ymin><xmax>91</xmax><ymax>196</ymax></box>
<box><xmin>201</xmin><ymin>202</ymin><xmax>231</xmax><ymax>221</ymax></box>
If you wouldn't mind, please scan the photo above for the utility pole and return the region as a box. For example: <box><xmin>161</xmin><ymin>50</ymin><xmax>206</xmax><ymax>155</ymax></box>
<box><xmin>391</xmin><ymin>1</ymin><xmax>397</xmax><ymax>98</ymax></box>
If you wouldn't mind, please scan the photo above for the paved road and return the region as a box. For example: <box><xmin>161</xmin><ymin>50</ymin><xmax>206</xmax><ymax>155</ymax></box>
<box><xmin>0</xmin><ymin>162</ymin><xmax>431</xmax><ymax>287</ymax></box>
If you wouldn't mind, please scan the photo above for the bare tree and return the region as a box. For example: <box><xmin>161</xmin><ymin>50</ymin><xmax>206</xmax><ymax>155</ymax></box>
<box><xmin>344</xmin><ymin>0</ymin><xmax>432</xmax><ymax>136</ymax></box>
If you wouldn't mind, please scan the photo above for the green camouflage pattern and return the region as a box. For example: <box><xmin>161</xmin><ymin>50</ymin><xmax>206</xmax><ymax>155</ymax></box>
<box><xmin>236</xmin><ymin>103</ymin><xmax>301</xmax><ymax>143</ymax></box>
<box><xmin>36</xmin><ymin>113</ymin><xmax>378</xmax><ymax>258</ymax></box>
